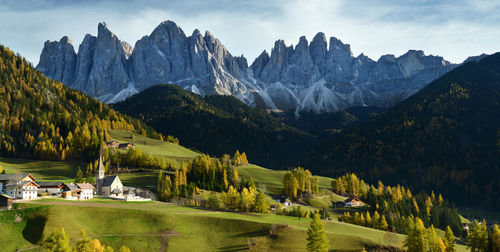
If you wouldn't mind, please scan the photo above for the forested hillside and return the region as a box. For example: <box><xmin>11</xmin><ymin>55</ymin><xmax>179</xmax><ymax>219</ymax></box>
<box><xmin>302</xmin><ymin>53</ymin><xmax>500</xmax><ymax>209</ymax></box>
<box><xmin>112</xmin><ymin>84</ymin><xmax>314</xmax><ymax>168</ymax></box>
<box><xmin>0</xmin><ymin>45</ymin><xmax>163</xmax><ymax>161</ymax></box>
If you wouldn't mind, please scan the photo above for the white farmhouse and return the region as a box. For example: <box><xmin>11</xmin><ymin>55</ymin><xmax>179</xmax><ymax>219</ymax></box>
<box><xmin>0</xmin><ymin>174</ymin><xmax>39</xmax><ymax>200</ymax></box>
<box><xmin>76</xmin><ymin>183</ymin><xmax>94</xmax><ymax>200</ymax></box>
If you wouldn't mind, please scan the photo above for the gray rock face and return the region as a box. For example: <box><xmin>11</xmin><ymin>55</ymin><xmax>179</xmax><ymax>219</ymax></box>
<box><xmin>37</xmin><ymin>36</ymin><xmax>76</xmax><ymax>85</ymax></box>
<box><xmin>37</xmin><ymin>20</ymin><xmax>456</xmax><ymax>113</ymax></box>
<box><xmin>248</xmin><ymin>36</ymin><xmax>456</xmax><ymax>113</ymax></box>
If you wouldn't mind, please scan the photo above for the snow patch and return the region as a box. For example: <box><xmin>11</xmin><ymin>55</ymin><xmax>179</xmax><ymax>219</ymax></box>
<box><xmin>106</xmin><ymin>82</ymin><xmax>139</xmax><ymax>104</ymax></box>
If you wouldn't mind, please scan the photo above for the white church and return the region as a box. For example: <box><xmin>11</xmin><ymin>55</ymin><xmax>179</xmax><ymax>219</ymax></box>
<box><xmin>96</xmin><ymin>155</ymin><xmax>123</xmax><ymax>197</ymax></box>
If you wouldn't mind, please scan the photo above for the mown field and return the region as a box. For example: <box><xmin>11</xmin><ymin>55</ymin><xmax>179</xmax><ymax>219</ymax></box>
<box><xmin>0</xmin><ymin>200</ymin><xmax>419</xmax><ymax>252</ymax></box>
<box><xmin>109</xmin><ymin>129</ymin><xmax>200</xmax><ymax>162</ymax></box>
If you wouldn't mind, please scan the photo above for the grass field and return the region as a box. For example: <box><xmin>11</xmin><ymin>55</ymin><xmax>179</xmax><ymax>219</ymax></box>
<box><xmin>109</xmin><ymin>130</ymin><xmax>200</xmax><ymax>161</ymax></box>
<box><xmin>0</xmin><ymin>200</ymin><xmax>403</xmax><ymax>252</ymax></box>
<box><xmin>0</xmin><ymin>157</ymin><xmax>80</xmax><ymax>181</ymax></box>
<box><xmin>1</xmin><ymin>200</ymin><xmax>468</xmax><ymax>252</ymax></box>
<box><xmin>238</xmin><ymin>164</ymin><xmax>342</xmax><ymax>198</ymax></box>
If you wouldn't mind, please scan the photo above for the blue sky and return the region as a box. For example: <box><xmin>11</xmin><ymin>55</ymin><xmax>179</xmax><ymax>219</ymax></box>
<box><xmin>1</xmin><ymin>0</ymin><xmax>499</xmax><ymax>64</ymax></box>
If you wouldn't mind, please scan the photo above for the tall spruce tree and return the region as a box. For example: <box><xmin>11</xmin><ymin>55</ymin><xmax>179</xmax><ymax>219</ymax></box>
<box><xmin>306</xmin><ymin>213</ymin><xmax>329</xmax><ymax>252</ymax></box>
<box><xmin>444</xmin><ymin>226</ymin><xmax>456</xmax><ymax>252</ymax></box>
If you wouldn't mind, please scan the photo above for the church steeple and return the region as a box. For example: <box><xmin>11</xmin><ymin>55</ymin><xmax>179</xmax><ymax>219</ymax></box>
<box><xmin>96</xmin><ymin>153</ymin><xmax>105</xmax><ymax>194</ymax></box>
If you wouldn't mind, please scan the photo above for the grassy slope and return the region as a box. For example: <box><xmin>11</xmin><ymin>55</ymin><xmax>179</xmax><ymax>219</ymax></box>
<box><xmin>239</xmin><ymin>164</ymin><xmax>343</xmax><ymax>200</ymax></box>
<box><xmin>0</xmin><ymin>157</ymin><xmax>80</xmax><ymax>181</ymax></box>
<box><xmin>109</xmin><ymin>129</ymin><xmax>200</xmax><ymax>160</ymax></box>
<box><xmin>1</xmin><ymin>201</ymin><xmax>418</xmax><ymax>252</ymax></box>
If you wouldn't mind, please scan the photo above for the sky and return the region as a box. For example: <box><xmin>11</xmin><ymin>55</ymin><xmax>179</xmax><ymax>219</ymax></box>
<box><xmin>1</xmin><ymin>0</ymin><xmax>500</xmax><ymax>65</ymax></box>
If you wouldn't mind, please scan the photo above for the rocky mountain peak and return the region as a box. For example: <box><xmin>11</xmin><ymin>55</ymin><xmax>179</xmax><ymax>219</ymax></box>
<box><xmin>37</xmin><ymin>20</ymin><xmax>457</xmax><ymax>113</ymax></box>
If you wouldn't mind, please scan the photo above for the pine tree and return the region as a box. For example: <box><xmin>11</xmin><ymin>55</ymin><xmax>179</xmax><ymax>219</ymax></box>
<box><xmin>306</xmin><ymin>213</ymin><xmax>330</xmax><ymax>252</ymax></box>
<box><xmin>75</xmin><ymin>167</ymin><xmax>84</xmax><ymax>183</ymax></box>
<box><xmin>492</xmin><ymin>224</ymin><xmax>500</xmax><ymax>252</ymax></box>
<box><xmin>42</xmin><ymin>228</ymin><xmax>71</xmax><ymax>252</ymax></box>
<box><xmin>405</xmin><ymin>217</ymin><xmax>427</xmax><ymax>252</ymax></box>
<box><xmin>118</xmin><ymin>246</ymin><xmax>131</xmax><ymax>252</ymax></box>
<box><xmin>444</xmin><ymin>226</ymin><xmax>456</xmax><ymax>252</ymax></box>
<box><xmin>380</xmin><ymin>215</ymin><xmax>389</xmax><ymax>231</ymax></box>
<box><xmin>253</xmin><ymin>190</ymin><xmax>269</xmax><ymax>213</ymax></box>
<box><xmin>468</xmin><ymin>220</ymin><xmax>488</xmax><ymax>252</ymax></box>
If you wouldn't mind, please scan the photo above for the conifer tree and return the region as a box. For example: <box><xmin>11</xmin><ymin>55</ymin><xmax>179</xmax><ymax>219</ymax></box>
<box><xmin>42</xmin><ymin>228</ymin><xmax>71</xmax><ymax>252</ymax></box>
<box><xmin>306</xmin><ymin>213</ymin><xmax>329</xmax><ymax>252</ymax></box>
<box><xmin>491</xmin><ymin>224</ymin><xmax>500</xmax><ymax>252</ymax></box>
<box><xmin>444</xmin><ymin>226</ymin><xmax>456</xmax><ymax>252</ymax></box>
<box><xmin>405</xmin><ymin>217</ymin><xmax>427</xmax><ymax>252</ymax></box>
<box><xmin>253</xmin><ymin>190</ymin><xmax>269</xmax><ymax>213</ymax></box>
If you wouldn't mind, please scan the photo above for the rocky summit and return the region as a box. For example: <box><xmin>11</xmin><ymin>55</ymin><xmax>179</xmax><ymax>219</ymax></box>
<box><xmin>37</xmin><ymin>21</ymin><xmax>456</xmax><ymax>113</ymax></box>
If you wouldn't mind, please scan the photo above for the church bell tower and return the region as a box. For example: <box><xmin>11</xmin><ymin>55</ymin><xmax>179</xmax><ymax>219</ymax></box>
<box><xmin>96</xmin><ymin>153</ymin><xmax>105</xmax><ymax>194</ymax></box>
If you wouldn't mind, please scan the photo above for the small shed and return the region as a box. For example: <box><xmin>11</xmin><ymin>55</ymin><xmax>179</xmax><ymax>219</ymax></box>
<box><xmin>106</xmin><ymin>141</ymin><xmax>119</xmax><ymax>148</ymax></box>
<box><xmin>38</xmin><ymin>181</ymin><xmax>64</xmax><ymax>196</ymax></box>
<box><xmin>344</xmin><ymin>197</ymin><xmax>361</xmax><ymax>207</ymax></box>
<box><xmin>118</xmin><ymin>143</ymin><xmax>135</xmax><ymax>150</ymax></box>
<box><xmin>0</xmin><ymin>194</ymin><xmax>13</xmax><ymax>210</ymax></box>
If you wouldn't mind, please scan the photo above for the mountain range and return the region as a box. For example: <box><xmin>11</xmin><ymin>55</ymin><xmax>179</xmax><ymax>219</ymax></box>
<box><xmin>301</xmin><ymin>53</ymin><xmax>500</xmax><ymax>209</ymax></box>
<box><xmin>37</xmin><ymin>20</ymin><xmax>457</xmax><ymax>113</ymax></box>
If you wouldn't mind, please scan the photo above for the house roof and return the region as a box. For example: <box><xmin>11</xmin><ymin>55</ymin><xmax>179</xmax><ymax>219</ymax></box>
<box><xmin>0</xmin><ymin>194</ymin><xmax>13</xmax><ymax>199</ymax></box>
<box><xmin>5</xmin><ymin>180</ymin><xmax>39</xmax><ymax>188</ymax></box>
<box><xmin>345</xmin><ymin>197</ymin><xmax>360</xmax><ymax>203</ymax></box>
<box><xmin>63</xmin><ymin>183</ymin><xmax>79</xmax><ymax>191</ymax></box>
<box><xmin>76</xmin><ymin>183</ymin><xmax>95</xmax><ymax>189</ymax></box>
<box><xmin>102</xmin><ymin>176</ymin><xmax>119</xmax><ymax>186</ymax></box>
<box><xmin>0</xmin><ymin>173</ymin><xmax>35</xmax><ymax>182</ymax></box>
<box><xmin>38</xmin><ymin>182</ymin><xmax>64</xmax><ymax>187</ymax></box>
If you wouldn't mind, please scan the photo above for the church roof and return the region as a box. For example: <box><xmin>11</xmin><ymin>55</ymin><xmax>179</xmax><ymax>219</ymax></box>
<box><xmin>111</xmin><ymin>188</ymin><xmax>123</xmax><ymax>194</ymax></box>
<box><xmin>102</xmin><ymin>176</ymin><xmax>119</xmax><ymax>186</ymax></box>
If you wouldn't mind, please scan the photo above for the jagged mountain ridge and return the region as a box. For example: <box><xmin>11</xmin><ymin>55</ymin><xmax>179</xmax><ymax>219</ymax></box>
<box><xmin>37</xmin><ymin>20</ymin><xmax>456</xmax><ymax>113</ymax></box>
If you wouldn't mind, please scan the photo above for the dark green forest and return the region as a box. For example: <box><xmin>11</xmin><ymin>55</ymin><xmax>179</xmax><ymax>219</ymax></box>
<box><xmin>302</xmin><ymin>53</ymin><xmax>500</xmax><ymax>209</ymax></box>
<box><xmin>112</xmin><ymin>84</ymin><xmax>315</xmax><ymax>168</ymax></box>
<box><xmin>0</xmin><ymin>45</ymin><xmax>164</xmax><ymax>161</ymax></box>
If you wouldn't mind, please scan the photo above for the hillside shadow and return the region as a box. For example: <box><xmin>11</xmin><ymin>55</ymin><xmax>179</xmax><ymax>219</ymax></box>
<box><xmin>231</xmin><ymin>229</ymin><xmax>268</xmax><ymax>238</ymax></box>
<box><xmin>217</xmin><ymin>245</ymin><xmax>248</xmax><ymax>251</ymax></box>
<box><xmin>22</xmin><ymin>214</ymin><xmax>47</xmax><ymax>244</ymax></box>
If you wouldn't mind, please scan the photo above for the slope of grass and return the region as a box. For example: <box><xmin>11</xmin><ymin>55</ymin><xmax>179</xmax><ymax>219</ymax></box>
<box><xmin>0</xmin><ymin>157</ymin><xmax>79</xmax><ymax>181</ymax></box>
<box><xmin>2</xmin><ymin>201</ymin><xmax>401</xmax><ymax>251</ymax></box>
<box><xmin>238</xmin><ymin>164</ymin><xmax>340</xmax><ymax>197</ymax></box>
<box><xmin>109</xmin><ymin>129</ymin><xmax>200</xmax><ymax>160</ymax></box>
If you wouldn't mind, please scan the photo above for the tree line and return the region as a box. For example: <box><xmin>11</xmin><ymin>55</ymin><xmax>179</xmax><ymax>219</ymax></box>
<box><xmin>0</xmin><ymin>45</ymin><xmax>172</xmax><ymax>162</ymax></box>
<box><xmin>43</xmin><ymin>228</ymin><xmax>131</xmax><ymax>252</ymax></box>
<box><xmin>282</xmin><ymin>167</ymin><xmax>320</xmax><ymax>201</ymax></box>
<box><xmin>333</xmin><ymin>173</ymin><xmax>463</xmax><ymax>236</ymax></box>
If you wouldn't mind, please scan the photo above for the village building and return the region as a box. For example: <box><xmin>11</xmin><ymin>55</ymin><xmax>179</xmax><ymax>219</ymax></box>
<box><xmin>118</xmin><ymin>143</ymin><xmax>135</xmax><ymax>150</ymax></box>
<box><xmin>275</xmin><ymin>196</ymin><xmax>292</xmax><ymax>207</ymax></box>
<box><xmin>37</xmin><ymin>181</ymin><xmax>64</xmax><ymax>196</ymax></box>
<box><xmin>0</xmin><ymin>174</ymin><xmax>39</xmax><ymax>200</ymax></box>
<box><xmin>344</xmin><ymin>197</ymin><xmax>361</xmax><ymax>207</ymax></box>
<box><xmin>106</xmin><ymin>141</ymin><xmax>119</xmax><ymax>148</ymax></box>
<box><xmin>62</xmin><ymin>183</ymin><xmax>94</xmax><ymax>200</ymax></box>
<box><xmin>62</xmin><ymin>183</ymin><xmax>80</xmax><ymax>200</ymax></box>
<box><xmin>102</xmin><ymin>176</ymin><xmax>124</xmax><ymax>197</ymax></box>
<box><xmin>0</xmin><ymin>194</ymin><xmax>13</xmax><ymax>210</ymax></box>
<box><xmin>76</xmin><ymin>183</ymin><xmax>94</xmax><ymax>200</ymax></box>
<box><xmin>96</xmin><ymin>155</ymin><xmax>124</xmax><ymax>197</ymax></box>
